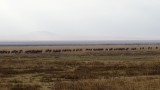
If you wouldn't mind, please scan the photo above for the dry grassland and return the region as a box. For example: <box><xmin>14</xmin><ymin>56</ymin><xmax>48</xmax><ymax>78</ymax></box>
<box><xmin>0</xmin><ymin>45</ymin><xmax>160</xmax><ymax>90</ymax></box>
<box><xmin>0</xmin><ymin>45</ymin><xmax>159</xmax><ymax>50</ymax></box>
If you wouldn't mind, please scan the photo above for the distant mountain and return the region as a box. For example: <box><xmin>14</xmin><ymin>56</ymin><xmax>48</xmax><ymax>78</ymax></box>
<box><xmin>25</xmin><ymin>31</ymin><xmax>59</xmax><ymax>40</ymax></box>
<box><xmin>0</xmin><ymin>31</ymin><xmax>66</xmax><ymax>41</ymax></box>
<box><xmin>0</xmin><ymin>30</ymin><xmax>159</xmax><ymax>41</ymax></box>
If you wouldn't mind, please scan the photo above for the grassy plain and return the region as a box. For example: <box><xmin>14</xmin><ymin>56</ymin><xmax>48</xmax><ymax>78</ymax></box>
<box><xmin>0</xmin><ymin>45</ymin><xmax>160</xmax><ymax>90</ymax></box>
<box><xmin>0</xmin><ymin>44</ymin><xmax>159</xmax><ymax>50</ymax></box>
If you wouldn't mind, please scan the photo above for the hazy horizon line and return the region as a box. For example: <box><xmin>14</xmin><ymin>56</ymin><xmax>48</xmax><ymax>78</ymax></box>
<box><xmin>0</xmin><ymin>40</ymin><xmax>160</xmax><ymax>46</ymax></box>
<box><xmin>0</xmin><ymin>40</ymin><xmax>160</xmax><ymax>42</ymax></box>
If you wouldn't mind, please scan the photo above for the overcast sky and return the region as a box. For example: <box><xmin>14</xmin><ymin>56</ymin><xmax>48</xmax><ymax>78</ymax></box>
<box><xmin>0</xmin><ymin>0</ymin><xmax>160</xmax><ymax>41</ymax></box>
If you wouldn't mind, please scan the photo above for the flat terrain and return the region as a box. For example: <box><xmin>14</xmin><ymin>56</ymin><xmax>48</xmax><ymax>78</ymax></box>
<box><xmin>0</xmin><ymin>44</ymin><xmax>159</xmax><ymax>50</ymax></box>
<box><xmin>0</xmin><ymin>45</ymin><xmax>160</xmax><ymax>90</ymax></box>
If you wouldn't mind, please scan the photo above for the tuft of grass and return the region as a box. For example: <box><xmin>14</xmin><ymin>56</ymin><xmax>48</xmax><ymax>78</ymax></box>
<box><xmin>10</xmin><ymin>84</ymin><xmax>41</xmax><ymax>90</ymax></box>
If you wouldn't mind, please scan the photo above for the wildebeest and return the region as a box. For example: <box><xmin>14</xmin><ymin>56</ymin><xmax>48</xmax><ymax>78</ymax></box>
<box><xmin>11</xmin><ymin>50</ymin><xmax>18</xmax><ymax>54</ymax></box>
<box><xmin>86</xmin><ymin>49</ymin><xmax>92</xmax><ymax>51</ymax></box>
<box><xmin>93</xmin><ymin>48</ymin><xmax>104</xmax><ymax>51</ymax></box>
<box><xmin>126</xmin><ymin>48</ymin><xmax>129</xmax><ymax>50</ymax></box>
<box><xmin>53</xmin><ymin>49</ymin><xmax>61</xmax><ymax>53</ymax></box>
<box><xmin>73</xmin><ymin>49</ymin><xmax>83</xmax><ymax>52</ymax></box>
<box><xmin>10</xmin><ymin>50</ymin><xmax>23</xmax><ymax>54</ymax></box>
<box><xmin>148</xmin><ymin>47</ymin><xmax>152</xmax><ymax>50</ymax></box>
<box><xmin>76</xmin><ymin>49</ymin><xmax>83</xmax><ymax>51</ymax></box>
<box><xmin>140</xmin><ymin>47</ymin><xmax>145</xmax><ymax>50</ymax></box>
<box><xmin>45</xmin><ymin>49</ymin><xmax>52</xmax><ymax>53</ymax></box>
<box><xmin>113</xmin><ymin>48</ymin><xmax>125</xmax><ymax>51</ymax></box>
<box><xmin>109</xmin><ymin>48</ymin><xmax>113</xmax><ymax>51</ymax></box>
<box><xmin>131</xmin><ymin>48</ymin><xmax>137</xmax><ymax>50</ymax></box>
<box><xmin>105</xmin><ymin>48</ymin><xmax>109</xmax><ymax>51</ymax></box>
<box><xmin>25</xmin><ymin>50</ymin><xmax>43</xmax><ymax>54</ymax></box>
<box><xmin>62</xmin><ymin>49</ymin><xmax>72</xmax><ymax>52</ymax></box>
<box><xmin>0</xmin><ymin>50</ymin><xmax>10</xmax><ymax>54</ymax></box>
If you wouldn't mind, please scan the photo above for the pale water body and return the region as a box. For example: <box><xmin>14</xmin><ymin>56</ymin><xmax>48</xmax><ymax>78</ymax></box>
<box><xmin>0</xmin><ymin>40</ymin><xmax>160</xmax><ymax>46</ymax></box>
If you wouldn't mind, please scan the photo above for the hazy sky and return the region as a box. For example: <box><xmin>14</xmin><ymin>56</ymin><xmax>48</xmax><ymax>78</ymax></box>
<box><xmin>0</xmin><ymin>0</ymin><xmax>160</xmax><ymax>41</ymax></box>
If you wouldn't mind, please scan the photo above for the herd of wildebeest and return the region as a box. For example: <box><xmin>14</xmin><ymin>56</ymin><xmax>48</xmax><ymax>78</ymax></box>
<box><xmin>0</xmin><ymin>46</ymin><xmax>158</xmax><ymax>54</ymax></box>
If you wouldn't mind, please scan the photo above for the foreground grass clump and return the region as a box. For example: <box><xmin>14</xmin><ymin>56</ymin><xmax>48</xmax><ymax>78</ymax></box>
<box><xmin>52</xmin><ymin>77</ymin><xmax>160</xmax><ymax>90</ymax></box>
<box><xmin>11</xmin><ymin>84</ymin><xmax>41</xmax><ymax>90</ymax></box>
<box><xmin>0</xmin><ymin>51</ymin><xmax>160</xmax><ymax>90</ymax></box>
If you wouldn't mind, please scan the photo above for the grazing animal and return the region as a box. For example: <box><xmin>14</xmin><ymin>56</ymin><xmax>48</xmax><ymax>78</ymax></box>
<box><xmin>126</xmin><ymin>48</ymin><xmax>129</xmax><ymax>51</ymax></box>
<box><xmin>25</xmin><ymin>50</ymin><xmax>43</xmax><ymax>54</ymax></box>
<box><xmin>0</xmin><ymin>50</ymin><xmax>10</xmax><ymax>54</ymax></box>
<box><xmin>140</xmin><ymin>47</ymin><xmax>145</xmax><ymax>50</ymax></box>
<box><xmin>148</xmin><ymin>47</ymin><xmax>152</xmax><ymax>50</ymax></box>
<box><xmin>93</xmin><ymin>48</ymin><xmax>104</xmax><ymax>51</ymax></box>
<box><xmin>109</xmin><ymin>48</ymin><xmax>113</xmax><ymax>51</ymax></box>
<box><xmin>45</xmin><ymin>49</ymin><xmax>52</xmax><ymax>53</ymax></box>
<box><xmin>11</xmin><ymin>50</ymin><xmax>19</xmax><ymax>54</ymax></box>
<box><xmin>86</xmin><ymin>49</ymin><xmax>92</xmax><ymax>51</ymax></box>
<box><xmin>105</xmin><ymin>48</ymin><xmax>109</xmax><ymax>51</ymax></box>
<box><xmin>131</xmin><ymin>48</ymin><xmax>137</xmax><ymax>50</ymax></box>
<box><xmin>53</xmin><ymin>49</ymin><xmax>61</xmax><ymax>53</ymax></box>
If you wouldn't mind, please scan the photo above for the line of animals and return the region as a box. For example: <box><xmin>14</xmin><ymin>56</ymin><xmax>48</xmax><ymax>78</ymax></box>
<box><xmin>0</xmin><ymin>47</ymin><xmax>158</xmax><ymax>54</ymax></box>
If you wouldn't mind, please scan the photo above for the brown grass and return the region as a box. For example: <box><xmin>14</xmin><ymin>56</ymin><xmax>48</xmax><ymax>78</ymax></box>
<box><xmin>0</xmin><ymin>46</ymin><xmax>160</xmax><ymax>90</ymax></box>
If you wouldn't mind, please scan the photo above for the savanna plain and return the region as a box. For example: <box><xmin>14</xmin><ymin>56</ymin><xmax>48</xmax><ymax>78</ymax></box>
<box><xmin>0</xmin><ymin>45</ymin><xmax>160</xmax><ymax>90</ymax></box>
